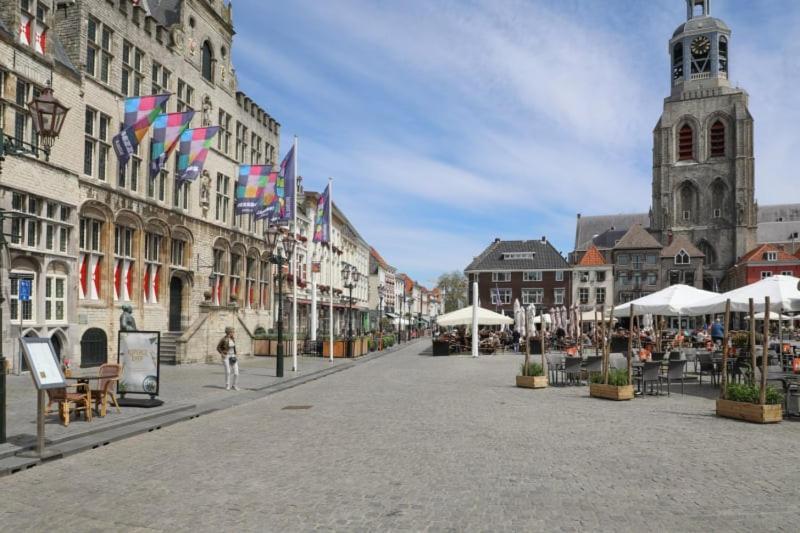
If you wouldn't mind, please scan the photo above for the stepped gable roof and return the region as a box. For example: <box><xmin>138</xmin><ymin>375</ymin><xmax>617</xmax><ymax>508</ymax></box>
<box><xmin>739</xmin><ymin>244</ymin><xmax>799</xmax><ymax>264</ymax></box>
<box><xmin>577</xmin><ymin>245</ymin><xmax>606</xmax><ymax>266</ymax></box>
<box><xmin>465</xmin><ymin>239</ymin><xmax>569</xmax><ymax>272</ymax></box>
<box><xmin>574</xmin><ymin>213</ymin><xmax>649</xmax><ymax>251</ymax></box>
<box><xmin>661</xmin><ymin>235</ymin><xmax>704</xmax><ymax>257</ymax></box>
<box><xmin>613</xmin><ymin>224</ymin><xmax>662</xmax><ymax>250</ymax></box>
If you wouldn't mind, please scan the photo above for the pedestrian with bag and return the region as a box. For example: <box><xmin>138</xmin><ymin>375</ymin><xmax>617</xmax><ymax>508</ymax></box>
<box><xmin>217</xmin><ymin>326</ymin><xmax>240</xmax><ymax>391</ymax></box>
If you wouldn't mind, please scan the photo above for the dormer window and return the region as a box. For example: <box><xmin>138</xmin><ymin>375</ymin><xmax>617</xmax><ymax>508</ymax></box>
<box><xmin>502</xmin><ymin>252</ymin><xmax>534</xmax><ymax>260</ymax></box>
<box><xmin>675</xmin><ymin>250</ymin><xmax>690</xmax><ymax>265</ymax></box>
<box><xmin>765</xmin><ymin>251</ymin><xmax>778</xmax><ymax>262</ymax></box>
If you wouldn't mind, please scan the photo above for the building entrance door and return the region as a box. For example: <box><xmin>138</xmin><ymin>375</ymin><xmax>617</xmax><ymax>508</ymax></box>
<box><xmin>80</xmin><ymin>328</ymin><xmax>107</xmax><ymax>367</ymax></box>
<box><xmin>169</xmin><ymin>276</ymin><xmax>183</xmax><ymax>332</ymax></box>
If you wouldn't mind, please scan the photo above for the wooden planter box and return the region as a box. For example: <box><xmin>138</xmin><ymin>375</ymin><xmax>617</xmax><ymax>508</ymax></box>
<box><xmin>516</xmin><ymin>375</ymin><xmax>548</xmax><ymax>389</ymax></box>
<box><xmin>589</xmin><ymin>383</ymin><xmax>634</xmax><ymax>401</ymax></box>
<box><xmin>322</xmin><ymin>340</ymin><xmax>347</xmax><ymax>358</ymax></box>
<box><xmin>254</xmin><ymin>339</ymin><xmax>270</xmax><ymax>356</ymax></box>
<box><xmin>716</xmin><ymin>399</ymin><xmax>783</xmax><ymax>424</ymax></box>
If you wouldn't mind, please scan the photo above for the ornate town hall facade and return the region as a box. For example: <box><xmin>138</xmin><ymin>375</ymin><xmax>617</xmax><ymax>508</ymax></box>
<box><xmin>574</xmin><ymin>0</ymin><xmax>800</xmax><ymax>301</ymax></box>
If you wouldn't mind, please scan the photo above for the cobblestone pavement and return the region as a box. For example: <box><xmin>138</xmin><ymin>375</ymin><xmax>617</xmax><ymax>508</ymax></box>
<box><xmin>1</xmin><ymin>344</ymin><xmax>799</xmax><ymax>532</ymax></box>
<box><xmin>4</xmin><ymin>355</ymin><xmax>345</xmax><ymax>444</ymax></box>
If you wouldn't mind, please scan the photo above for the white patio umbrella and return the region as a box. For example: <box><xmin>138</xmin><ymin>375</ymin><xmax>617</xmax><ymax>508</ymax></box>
<box><xmin>513</xmin><ymin>299</ymin><xmax>522</xmax><ymax>333</ymax></box>
<box><xmin>550</xmin><ymin>307</ymin><xmax>558</xmax><ymax>330</ymax></box>
<box><xmin>532</xmin><ymin>313</ymin><xmax>552</xmax><ymax>325</ymax></box>
<box><xmin>746</xmin><ymin>312</ymin><xmax>797</xmax><ymax>321</ymax></box>
<box><xmin>437</xmin><ymin>305</ymin><xmax>514</xmax><ymax>327</ymax></box>
<box><xmin>684</xmin><ymin>275</ymin><xmax>800</xmax><ymax>314</ymax></box>
<box><xmin>560</xmin><ymin>306</ymin><xmax>568</xmax><ymax>332</ymax></box>
<box><xmin>613</xmin><ymin>284</ymin><xmax>718</xmax><ymax>317</ymax></box>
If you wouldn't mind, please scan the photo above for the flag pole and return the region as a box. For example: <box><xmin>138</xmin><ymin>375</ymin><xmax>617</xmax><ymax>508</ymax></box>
<box><xmin>328</xmin><ymin>177</ymin><xmax>334</xmax><ymax>363</ymax></box>
<box><xmin>291</xmin><ymin>136</ymin><xmax>298</xmax><ymax>372</ymax></box>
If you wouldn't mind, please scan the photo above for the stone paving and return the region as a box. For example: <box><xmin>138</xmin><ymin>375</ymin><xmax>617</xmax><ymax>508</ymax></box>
<box><xmin>4</xmin><ymin>355</ymin><xmax>344</xmax><ymax>446</ymax></box>
<box><xmin>1</xmin><ymin>343</ymin><xmax>799</xmax><ymax>532</ymax></box>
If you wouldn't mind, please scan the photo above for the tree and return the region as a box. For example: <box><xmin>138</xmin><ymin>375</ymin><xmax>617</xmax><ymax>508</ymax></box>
<box><xmin>436</xmin><ymin>271</ymin><xmax>468</xmax><ymax>313</ymax></box>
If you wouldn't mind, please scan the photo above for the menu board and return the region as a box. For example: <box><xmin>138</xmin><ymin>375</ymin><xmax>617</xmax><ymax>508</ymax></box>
<box><xmin>20</xmin><ymin>338</ymin><xmax>66</xmax><ymax>390</ymax></box>
<box><xmin>118</xmin><ymin>331</ymin><xmax>160</xmax><ymax>396</ymax></box>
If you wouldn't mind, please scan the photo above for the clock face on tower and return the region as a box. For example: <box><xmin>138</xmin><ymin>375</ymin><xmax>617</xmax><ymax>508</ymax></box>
<box><xmin>691</xmin><ymin>36</ymin><xmax>711</xmax><ymax>57</ymax></box>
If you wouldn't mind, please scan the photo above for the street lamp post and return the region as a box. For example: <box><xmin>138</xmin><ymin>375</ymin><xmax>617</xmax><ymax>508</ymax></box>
<box><xmin>0</xmin><ymin>84</ymin><xmax>69</xmax><ymax>445</ymax></box>
<box><xmin>407</xmin><ymin>295</ymin><xmax>415</xmax><ymax>341</ymax></box>
<box><xmin>377</xmin><ymin>283</ymin><xmax>384</xmax><ymax>350</ymax></box>
<box><xmin>341</xmin><ymin>264</ymin><xmax>360</xmax><ymax>357</ymax></box>
<box><xmin>265</xmin><ymin>226</ymin><xmax>295</xmax><ymax>378</ymax></box>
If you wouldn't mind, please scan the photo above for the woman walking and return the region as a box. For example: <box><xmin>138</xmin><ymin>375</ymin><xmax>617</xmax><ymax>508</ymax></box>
<box><xmin>216</xmin><ymin>327</ymin><xmax>240</xmax><ymax>391</ymax></box>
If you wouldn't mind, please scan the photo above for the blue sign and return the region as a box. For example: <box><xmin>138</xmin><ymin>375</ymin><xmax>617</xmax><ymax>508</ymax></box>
<box><xmin>18</xmin><ymin>279</ymin><xmax>32</xmax><ymax>302</ymax></box>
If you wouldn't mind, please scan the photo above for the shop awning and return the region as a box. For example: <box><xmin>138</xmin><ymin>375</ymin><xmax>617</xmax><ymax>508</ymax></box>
<box><xmin>384</xmin><ymin>311</ymin><xmax>399</xmax><ymax>319</ymax></box>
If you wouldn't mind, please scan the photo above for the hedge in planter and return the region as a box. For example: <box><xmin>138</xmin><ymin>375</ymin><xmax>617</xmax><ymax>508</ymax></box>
<box><xmin>716</xmin><ymin>383</ymin><xmax>783</xmax><ymax>424</ymax></box>
<box><xmin>516</xmin><ymin>362</ymin><xmax>547</xmax><ymax>389</ymax></box>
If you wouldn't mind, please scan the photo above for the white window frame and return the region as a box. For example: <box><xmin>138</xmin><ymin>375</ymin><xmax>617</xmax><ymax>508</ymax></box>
<box><xmin>9</xmin><ymin>271</ymin><xmax>36</xmax><ymax>324</ymax></box>
<box><xmin>578</xmin><ymin>287</ymin><xmax>589</xmax><ymax>305</ymax></box>
<box><xmin>522</xmin><ymin>271</ymin><xmax>542</xmax><ymax>282</ymax></box>
<box><xmin>555</xmin><ymin>270</ymin><xmax>564</xmax><ymax>282</ymax></box>
<box><xmin>491</xmin><ymin>271</ymin><xmax>511</xmax><ymax>282</ymax></box>
<box><xmin>675</xmin><ymin>250</ymin><xmax>690</xmax><ymax>265</ymax></box>
<box><xmin>765</xmin><ymin>251</ymin><xmax>778</xmax><ymax>262</ymax></box>
<box><xmin>761</xmin><ymin>271</ymin><xmax>773</xmax><ymax>279</ymax></box>
<box><xmin>490</xmin><ymin>287</ymin><xmax>512</xmax><ymax>305</ymax></box>
<box><xmin>84</xmin><ymin>108</ymin><xmax>111</xmax><ymax>180</ymax></box>
<box><xmin>45</xmin><ymin>274</ymin><xmax>67</xmax><ymax>324</ymax></box>
<box><xmin>554</xmin><ymin>288</ymin><xmax>565</xmax><ymax>305</ymax></box>
<box><xmin>595</xmin><ymin>287</ymin><xmax>606</xmax><ymax>305</ymax></box>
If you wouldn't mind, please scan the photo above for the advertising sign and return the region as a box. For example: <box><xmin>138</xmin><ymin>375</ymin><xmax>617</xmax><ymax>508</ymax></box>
<box><xmin>20</xmin><ymin>337</ymin><xmax>66</xmax><ymax>390</ymax></box>
<box><xmin>118</xmin><ymin>331</ymin><xmax>160</xmax><ymax>397</ymax></box>
<box><xmin>18</xmin><ymin>278</ymin><xmax>32</xmax><ymax>302</ymax></box>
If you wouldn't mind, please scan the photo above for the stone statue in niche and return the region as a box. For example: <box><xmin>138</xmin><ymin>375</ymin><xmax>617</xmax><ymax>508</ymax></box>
<box><xmin>188</xmin><ymin>37</ymin><xmax>197</xmax><ymax>57</ymax></box>
<box><xmin>200</xmin><ymin>170</ymin><xmax>211</xmax><ymax>217</ymax></box>
<box><xmin>737</xmin><ymin>201</ymin><xmax>745</xmax><ymax>224</ymax></box>
<box><xmin>201</xmin><ymin>96</ymin><xmax>213</xmax><ymax>127</ymax></box>
<box><xmin>120</xmin><ymin>304</ymin><xmax>138</xmax><ymax>332</ymax></box>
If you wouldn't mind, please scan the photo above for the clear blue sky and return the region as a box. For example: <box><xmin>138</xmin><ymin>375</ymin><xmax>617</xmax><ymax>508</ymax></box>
<box><xmin>231</xmin><ymin>0</ymin><xmax>800</xmax><ymax>285</ymax></box>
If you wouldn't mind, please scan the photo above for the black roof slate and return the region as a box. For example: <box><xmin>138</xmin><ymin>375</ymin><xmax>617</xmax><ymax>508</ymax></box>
<box><xmin>465</xmin><ymin>239</ymin><xmax>570</xmax><ymax>272</ymax></box>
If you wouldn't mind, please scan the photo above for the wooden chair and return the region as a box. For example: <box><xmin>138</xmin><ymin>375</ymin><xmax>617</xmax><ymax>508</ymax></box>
<box><xmin>90</xmin><ymin>364</ymin><xmax>122</xmax><ymax>417</ymax></box>
<box><xmin>46</xmin><ymin>384</ymin><xmax>92</xmax><ymax>427</ymax></box>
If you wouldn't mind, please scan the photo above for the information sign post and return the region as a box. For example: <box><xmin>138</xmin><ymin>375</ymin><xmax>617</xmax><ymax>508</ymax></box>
<box><xmin>18</xmin><ymin>337</ymin><xmax>66</xmax><ymax>458</ymax></box>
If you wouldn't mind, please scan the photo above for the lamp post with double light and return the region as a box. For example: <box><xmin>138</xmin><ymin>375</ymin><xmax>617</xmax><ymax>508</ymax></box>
<box><xmin>265</xmin><ymin>226</ymin><xmax>295</xmax><ymax>378</ymax></box>
<box><xmin>0</xmin><ymin>84</ymin><xmax>69</xmax><ymax>445</ymax></box>
<box><xmin>377</xmin><ymin>283</ymin><xmax>385</xmax><ymax>350</ymax></box>
<box><xmin>341</xmin><ymin>264</ymin><xmax>360</xmax><ymax>357</ymax></box>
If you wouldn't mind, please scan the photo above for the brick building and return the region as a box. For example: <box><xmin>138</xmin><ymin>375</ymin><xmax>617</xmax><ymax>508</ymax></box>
<box><xmin>724</xmin><ymin>244</ymin><xmax>800</xmax><ymax>290</ymax></box>
<box><xmin>465</xmin><ymin>238</ymin><xmax>571</xmax><ymax>316</ymax></box>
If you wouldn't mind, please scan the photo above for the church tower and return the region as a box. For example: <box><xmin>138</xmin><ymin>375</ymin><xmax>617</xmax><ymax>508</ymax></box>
<box><xmin>651</xmin><ymin>0</ymin><xmax>756</xmax><ymax>290</ymax></box>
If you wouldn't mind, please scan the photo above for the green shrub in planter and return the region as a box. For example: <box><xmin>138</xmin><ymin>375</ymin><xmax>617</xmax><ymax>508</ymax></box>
<box><xmin>726</xmin><ymin>383</ymin><xmax>783</xmax><ymax>405</ymax></box>
<box><xmin>519</xmin><ymin>362</ymin><xmax>543</xmax><ymax>377</ymax></box>
<box><xmin>590</xmin><ymin>369</ymin><xmax>629</xmax><ymax>386</ymax></box>
<box><xmin>731</xmin><ymin>331</ymin><xmax>763</xmax><ymax>348</ymax></box>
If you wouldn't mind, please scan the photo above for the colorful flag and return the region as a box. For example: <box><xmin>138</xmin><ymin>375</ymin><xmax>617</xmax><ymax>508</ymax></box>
<box><xmin>113</xmin><ymin>94</ymin><xmax>170</xmax><ymax>165</ymax></box>
<box><xmin>235</xmin><ymin>165</ymin><xmax>271</xmax><ymax>214</ymax></box>
<box><xmin>313</xmin><ymin>185</ymin><xmax>330</xmax><ymax>243</ymax></box>
<box><xmin>275</xmin><ymin>145</ymin><xmax>296</xmax><ymax>221</ymax></box>
<box><xmin>176</xmin><ymin>126</ymin><xmax>219</xmax><ymax>182</ymax></box>
<box><xmin>149</xmin><ymin>110</ymin><xmax>195</xmax><ymax>178</ymax></box>
<box><xmin>124</xmin><ymin>93</ymin><xmax>170</xmax><ymax>130</ymax></box>
<box><xmin>254</xmin><ymin>168</ymin><xmax>281</xmax><ymax>220</ymax></box>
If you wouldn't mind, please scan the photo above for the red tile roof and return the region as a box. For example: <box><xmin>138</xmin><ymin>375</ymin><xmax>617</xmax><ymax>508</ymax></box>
<box><xmin>369</xmin><ymin>246</ymin><xmax>391</xmax><ymax>270</ymax></box>
<box><xmin>740</xmin><ymin>244</ymin><xmax>800</xmax><ymax>263</ymax></box>
<box><xmin>578</xmin><ymin>245</ymin><xmax>606</xmax><ymax>266</ymax></box>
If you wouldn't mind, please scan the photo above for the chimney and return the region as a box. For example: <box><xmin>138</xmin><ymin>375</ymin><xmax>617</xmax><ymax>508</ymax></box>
<box><xmin>494</xmin><ymin>237</ymin><xmax>501</xmax><ymax>243</ymax></box>
<box><xmin>540</xmin><ymin>236</ymin><xmax>547</xmax><ymax>243</ymax></box>
<box><xmin>667</xmin><ymin>231</ymin><xmax>673</xmax><ymax>245</ymax></box>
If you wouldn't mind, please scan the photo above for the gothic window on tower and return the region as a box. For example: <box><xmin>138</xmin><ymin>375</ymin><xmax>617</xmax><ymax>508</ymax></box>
<box><xmin>710</xmin><ymin>120</ymin><xmax>725</xmax><ymax>157</ymax></box>
<box><xmin>718</xmin><ymin>36</ymin><xmax>728</xmax><ymax>76</ymax></box>
<box><xmin>690</xmin><ymin>35</ymin><xmax>711</xmax><ymax>77</ymax></box>
<box><xmin>678</xmin><ymin>124</ymin><xmax>694</xmax><ymax>161</ymax></box>
<box><xmin>711</xmin><ymin>179</ymin><xmax>726</xmax><ymax>218</ymax></box>
<box><xmin>672</xmin><ymin>43</ymin><xmax>683</xmax><ymax>82</ymax></box>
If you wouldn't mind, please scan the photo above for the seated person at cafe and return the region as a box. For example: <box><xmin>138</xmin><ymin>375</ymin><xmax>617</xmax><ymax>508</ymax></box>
<box><xmin>672</xmin><ymin>330</ymin><xmax>685</xmax><ymax>348</ymax></box>
<box><xmin>639</xmin><ymin>344</ymin><xmax>652</xmax><ymax>361</ymax></box>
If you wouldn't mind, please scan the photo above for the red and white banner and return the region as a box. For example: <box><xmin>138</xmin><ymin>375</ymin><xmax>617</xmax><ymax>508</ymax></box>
<box><xmin>114</xmin><ymin>258</ymin><xmax>134</xmax><ymax>302</ymax></box>
<box><xmin>143</xmin><ymin>263</ymin><xmax>160</xmax><ymax>304</ymax></box>
<box><xmin>79</xmin><ymin>253</ymin><xmax>102</xmax><ymax>300</ymax></box>
<box><xmin>34</xmin><ymin>21</ymin><xmax>46</xmax><ymax>54</ymax></box>
<box><xmin>18</xmin><ymin>14</ymin><xmax>31</xmax><ymax>46</ymax></box>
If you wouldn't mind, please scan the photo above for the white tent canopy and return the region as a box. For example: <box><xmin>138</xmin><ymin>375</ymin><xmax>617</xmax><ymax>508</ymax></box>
<box><xmin>746</xmin><ymin>312</ymin><xmax>797</xmax><ymax>321</ymax></box>
<box><xmin>683</xmin><ymin>275</ymin><xmax>800</xmax><ymax>315</ymax></box>
<box><xmin>613</xmin><ymin>284</ymin><xmax>718</xmax><ymax>317</ymax></box>
<box><xmin>437</xmin><ymin>305</ymin><xmax>514</xmax><ymax>327</ymax></box>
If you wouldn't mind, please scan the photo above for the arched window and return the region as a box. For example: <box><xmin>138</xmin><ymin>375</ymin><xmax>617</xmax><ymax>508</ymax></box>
<box><xmin>711</xmin><ymin>179</ymin><xmax>726</xmax><ymax>218</ymax></box>
<box><xmin>678</xmin><ymin>181</ymin><xmax>699</xmax><ymax>223</ymax></box>
<box><xmin>710</xmin><ymin>120</ymin><xmax>725</xmax><ymax>157</ymax></box>
<box><xmin>697</xmin><ymin>240</ymin><xmax>717</xmax><ymax>268</ymax></box>
<box><xmin>719</xmin><ymin>36</ymin><xmax>728</xmax><ymax>74</ymax></box>
<box><xmin>672</xmin><ymin>42</ymin><xmax>684</xmax><ymax>81</ymax></box>
<box><xmin>675</xmin><ymin>250</ymin><xmax>690</xmax><ymax>265</ymax></box>
<box><xmin>202</xmin><ymin>41</ymin><xmax>214</xmax><ymax>81</ymax></box>
<box><xmin>678</xmin><ymin>124</ymin><xmax>693</xmax><ymax>161</ymax></box>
